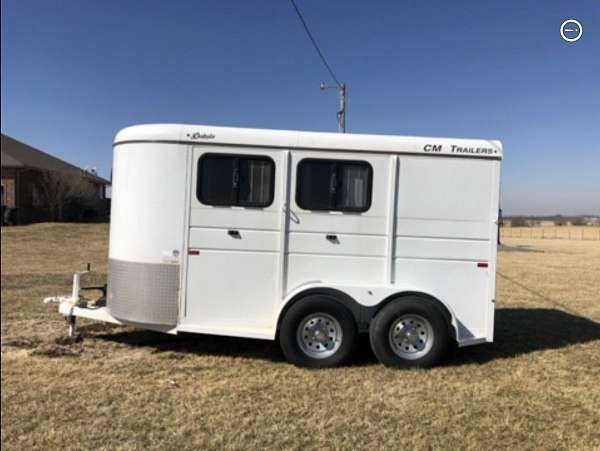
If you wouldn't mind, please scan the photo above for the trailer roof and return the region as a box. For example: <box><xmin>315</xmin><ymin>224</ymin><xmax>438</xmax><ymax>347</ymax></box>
<box><xmin>114</xmin><ymin>124</ymin><xmax>502</xmax><ymax>159</ymax></box>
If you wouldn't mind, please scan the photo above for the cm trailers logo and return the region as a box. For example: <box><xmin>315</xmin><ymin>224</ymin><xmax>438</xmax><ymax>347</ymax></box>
<box><xmin>424</xmin><ymin>144</ymin><xmax>443</xmax><ymax>152</ymax></box>
<box><xmin>424</xmin><ymin>144</ymin><xmax>498</xmax><ymax>155</ymax></box>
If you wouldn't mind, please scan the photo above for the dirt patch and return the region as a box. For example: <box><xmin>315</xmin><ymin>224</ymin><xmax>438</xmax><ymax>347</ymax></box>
<box><xmin>498</xmin><ymin>244</ymin><xmax>544</xmax><ymax>253</ymax></box>
<box><xmin>2</xmin><ymin>336</ymin><xmax>43</xmax><ymax>349</ymax></box>
<box><xmin>30</xmin><ymin>342</ymin><xmax>83</xmax><ymax>358</ymax></box>
<box><xmin>3</xmin><ymin>333</ymin><xmax>84</xmax><ymax>358</ymax></box>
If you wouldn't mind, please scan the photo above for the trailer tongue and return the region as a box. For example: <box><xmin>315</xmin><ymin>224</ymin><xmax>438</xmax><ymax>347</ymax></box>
<box><xmin>43</xmin><ymin>264</ymin><xmax>122</xmax><ymax>337</ymax></box>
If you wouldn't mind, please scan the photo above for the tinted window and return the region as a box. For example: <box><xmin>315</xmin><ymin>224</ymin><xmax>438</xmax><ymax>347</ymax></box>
<box><xmin>198</xmin><ymin>155</ymin><xmax>237</xmax><ymax>205</ymax></box>
<box><xmin>296</xmin><ymin>159</ymin><xmax>372</xmax><ymax>212</ymax></box>
<box><xmin>197</xmin><ymin>154</ymin><xmax>275</xmax><ymax>207</ymax></box>
<box><xmin>296</xmin><ymin>160</ymin><xmax>337</xmax><ymax>211</ymax></box>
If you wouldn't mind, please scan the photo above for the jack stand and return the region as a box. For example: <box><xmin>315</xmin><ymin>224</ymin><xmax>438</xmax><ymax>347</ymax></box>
<box><xmin>67</xmin><ymin>315</ymin><xmax>77</xmax><ymax>337</ymax></box>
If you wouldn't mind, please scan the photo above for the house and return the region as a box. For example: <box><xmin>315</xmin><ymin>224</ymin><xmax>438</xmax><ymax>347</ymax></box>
<box><xmin>1</xmin><ymin>134</ymin><xmax>110</xmax><ymax>225</ymax></box>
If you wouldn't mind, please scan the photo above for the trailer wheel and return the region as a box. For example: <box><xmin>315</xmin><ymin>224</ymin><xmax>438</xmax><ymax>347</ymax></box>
<box><xmin>369</xmin><ymin>297</ymin><xmax>449</xmax><ymax>368</ymax></box>
<box><xmin>279</xmin><ymin>295</ymin><xmax>358</xmax><ymax>368</ymax></box>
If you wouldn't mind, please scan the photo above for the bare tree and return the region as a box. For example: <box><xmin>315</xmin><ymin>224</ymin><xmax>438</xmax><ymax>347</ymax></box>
<box><xmin>37</xmin><ymin>170</ymin><xmax>98</xmax><ymax>221</ymax></box>
<box><xmin>553</xmin><ymin>215</ymin><xmax>566</xmax><ymax>226</ymax></box>
<box><xmin>510</xmin><ymin>217</ymin><xmax>529</xmax><ymax>227</ymax></box>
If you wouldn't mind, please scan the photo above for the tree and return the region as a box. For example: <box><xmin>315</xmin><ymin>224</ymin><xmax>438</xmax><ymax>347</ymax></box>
<box><xmin>510</xmin><ymin>217</ymin><xmax>528</xmax><ymax>227</ymax></box>
<box><xmin>37</xmin><ymin>170</ymin><xmax>98</xmax><ymax>221</ymax></box>
<box><xmin>553</xmin><ymin>215</ymin><xmax>566</xmax><ymax>226</ymax></box>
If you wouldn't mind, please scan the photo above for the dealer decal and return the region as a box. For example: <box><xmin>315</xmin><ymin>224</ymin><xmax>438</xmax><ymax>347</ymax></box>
<box><xmin>424</xmin><ymin>144</ymin><xmax>498</xmax><ymax>155</ymax></box>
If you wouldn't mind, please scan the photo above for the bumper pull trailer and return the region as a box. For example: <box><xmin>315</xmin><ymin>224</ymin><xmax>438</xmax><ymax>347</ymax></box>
<box><xmin>43</xmin><ymin>124</ymin><xmax>502</xmax><ymax>368</ymax></box>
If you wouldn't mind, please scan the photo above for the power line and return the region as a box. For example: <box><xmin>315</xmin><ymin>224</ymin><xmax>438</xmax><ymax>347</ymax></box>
<box><xmin>288</xmin><ymin>0</ymin><xmax>341</xmax><ymax>87</ymax></box>
<box><xmin>288</xmin><ymin>0</ymin><xmax>347</xmax><ymax>132</ymax></box>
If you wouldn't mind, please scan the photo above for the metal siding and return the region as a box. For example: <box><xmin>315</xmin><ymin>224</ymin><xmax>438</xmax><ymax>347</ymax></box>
<box><xmin>107</xmin><ymin>259</ymin><xmax>179</xmax><ymax>326</ymax></box>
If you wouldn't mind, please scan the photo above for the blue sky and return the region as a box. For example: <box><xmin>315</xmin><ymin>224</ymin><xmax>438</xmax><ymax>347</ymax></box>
<box><xmin>1</xmin><ymin>0</ymin><xmax>599</xmax><ymax>215</ymax></box>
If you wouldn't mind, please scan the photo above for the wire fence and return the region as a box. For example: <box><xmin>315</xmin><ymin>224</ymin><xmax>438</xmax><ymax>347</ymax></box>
<box><xmin>501</xmin><ymin>226</ymin><xmax>600</xmax><ymax>241</ymax></box>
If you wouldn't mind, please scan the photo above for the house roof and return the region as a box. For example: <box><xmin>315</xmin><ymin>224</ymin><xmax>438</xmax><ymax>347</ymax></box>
<box><xmin>1</xmin><ymin>134</ymin><xmax>110</xmax><ymax>185</ymax></box>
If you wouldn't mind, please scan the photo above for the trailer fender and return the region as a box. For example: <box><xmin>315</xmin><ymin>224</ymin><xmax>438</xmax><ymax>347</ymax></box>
<box><xmin>277</xmin><ymin>284</ymin><xmax>364</xmax><ymax>332</ymax></box>
<box><xmin>277</xmin><ymin>283</ymin><xmax>460</xmax><ymax>340</ymax></box>
<box><xmin>368</xmin><ymin>291</ymin><xmax>460</xmax><ymax>342</ymax></box>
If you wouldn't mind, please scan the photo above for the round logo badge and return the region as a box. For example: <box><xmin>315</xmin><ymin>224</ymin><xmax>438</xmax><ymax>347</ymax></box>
<box><xmin>560</xmin><ymin>19</ymin><xmax>583</xmax><ymax>42</ymax></box>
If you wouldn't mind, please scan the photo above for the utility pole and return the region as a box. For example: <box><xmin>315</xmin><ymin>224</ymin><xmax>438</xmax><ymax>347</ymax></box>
<box><xmin>289</xmin><ymin>0</ymin><xmax>346</xmax><ymax>133</ymax></box>
<box><xmin>321</xmin><ymin>82</ymin><xmax>347</xmax><ymax>133</ymax></box>
<box><xmin>338</xmin><ymin>83</ymin><xmax>346</xmax><ymax>133</ymax></box>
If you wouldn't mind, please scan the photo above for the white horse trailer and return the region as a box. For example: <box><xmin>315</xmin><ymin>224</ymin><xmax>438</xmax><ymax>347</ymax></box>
<box><xmin>46</xmin><ymin>124</ymin><xmax>502</xmax><ymax>368</ymax></box>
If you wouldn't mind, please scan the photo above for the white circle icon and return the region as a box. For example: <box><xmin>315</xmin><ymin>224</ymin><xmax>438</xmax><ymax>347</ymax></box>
<box><xmin>560</xmin><ymin>19</ymin><xmax>583</xmax><ymax>42</ymax></box>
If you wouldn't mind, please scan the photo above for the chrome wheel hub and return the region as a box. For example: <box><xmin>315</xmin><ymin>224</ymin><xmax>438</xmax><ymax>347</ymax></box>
<box><xmin>296</xmin><ymin>313</ymin><xmax>342</xmax><ymax>359</ymax></box>
<box><xmin>388</xmin><ymin>314</ymin><xmax>434</xmax><ymax>360</ymax></box>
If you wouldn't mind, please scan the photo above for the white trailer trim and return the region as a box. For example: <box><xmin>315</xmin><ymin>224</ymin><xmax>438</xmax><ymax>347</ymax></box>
<box><xmin>114</xmin><ymin>124</ymin><xmax>502</xmax><ymax>159</ymax></box>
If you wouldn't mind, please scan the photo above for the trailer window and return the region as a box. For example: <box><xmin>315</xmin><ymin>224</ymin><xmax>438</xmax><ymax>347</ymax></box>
<box><xmin>197</xmin><ymin>154</ymin><xmax>275</xmax><ymax>207</ymax></box>
<box><xmin>296</xmin><ymin>159</ymin><xmax>372</xmax><ymax>212</ymax></box>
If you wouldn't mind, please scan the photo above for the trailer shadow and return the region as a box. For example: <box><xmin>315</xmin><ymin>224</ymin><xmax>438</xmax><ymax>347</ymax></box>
<box><xmin>443</xmin><ymin>308</ymin><xmax>600</xmax><ymax>366</ymax></box>
<box><xmin>86</xmin><ymin>308</ymin><xmax>600</xmax><ymax>367</ymax></box>
<box><xmin>90</xmin><ymin>327</ymin><xmax>285</xmax><ymax>362</ymax></box>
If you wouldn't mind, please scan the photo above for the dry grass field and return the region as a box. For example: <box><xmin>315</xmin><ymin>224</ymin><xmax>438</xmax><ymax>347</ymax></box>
<box><xmin>2</xmin><ymin>223</ymin><xmax>600</xmax><ymax>450</ymax></box>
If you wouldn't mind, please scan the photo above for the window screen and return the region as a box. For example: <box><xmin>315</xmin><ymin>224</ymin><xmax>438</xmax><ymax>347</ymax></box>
<box><xmin>197</xmin><ymin>154</ymin><xmax>275</xmax><ymax>207</ymax></box>
<box><xmin>296</xmin><ymin>159</ymin><xmax>372</xmax><ymax>212</ymax></box>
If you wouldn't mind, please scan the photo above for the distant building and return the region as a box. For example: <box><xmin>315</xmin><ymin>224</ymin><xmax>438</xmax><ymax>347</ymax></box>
<box><xmin>1</xmin><ymin>134</ymin><xmax>110</xmax><ymax>225</ymax></box>
<box><xmin>583</xmin><ymin>216</ymin><xmax>600</xmax><ymax>226</ymax></box>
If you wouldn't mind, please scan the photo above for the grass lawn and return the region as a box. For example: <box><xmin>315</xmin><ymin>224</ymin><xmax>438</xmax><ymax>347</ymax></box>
<box><xmin>2</xmin><ymin>223</ymin><xmax>600</xmax><ymax>450</ymax></box>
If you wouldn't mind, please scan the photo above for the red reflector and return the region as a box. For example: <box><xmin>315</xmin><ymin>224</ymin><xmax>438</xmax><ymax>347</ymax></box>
<box><xmin>188</xmin><ymin>249</ymin><xmax>200</xmax><ymax>256</ymax></box>
<box><xmin>477</xmin><ymin>262</ymin><xmax>488</xmax><ymax>268</ymax></box>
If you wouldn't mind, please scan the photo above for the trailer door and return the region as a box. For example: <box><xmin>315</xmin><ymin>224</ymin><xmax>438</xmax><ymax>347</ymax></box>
<box><xmin>181</xmin><ymin>147</ymin><xmax>285</xmax><ymax>337</ymax></box>
<box><xmin>285</xmin><ymin>152</ymin><xmax>394</xmax><ymax>292</ymax></box>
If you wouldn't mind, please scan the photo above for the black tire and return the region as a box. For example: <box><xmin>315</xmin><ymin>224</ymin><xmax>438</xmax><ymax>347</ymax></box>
<box><xmin>279</xmin><ymin>294</ymin><xmax>358</xmax><ymax>368</ymax></box>
<box><xmin>369</xmin><ymin>296</ymin><xmax>450</xmax><ymax>368</ymax></box>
